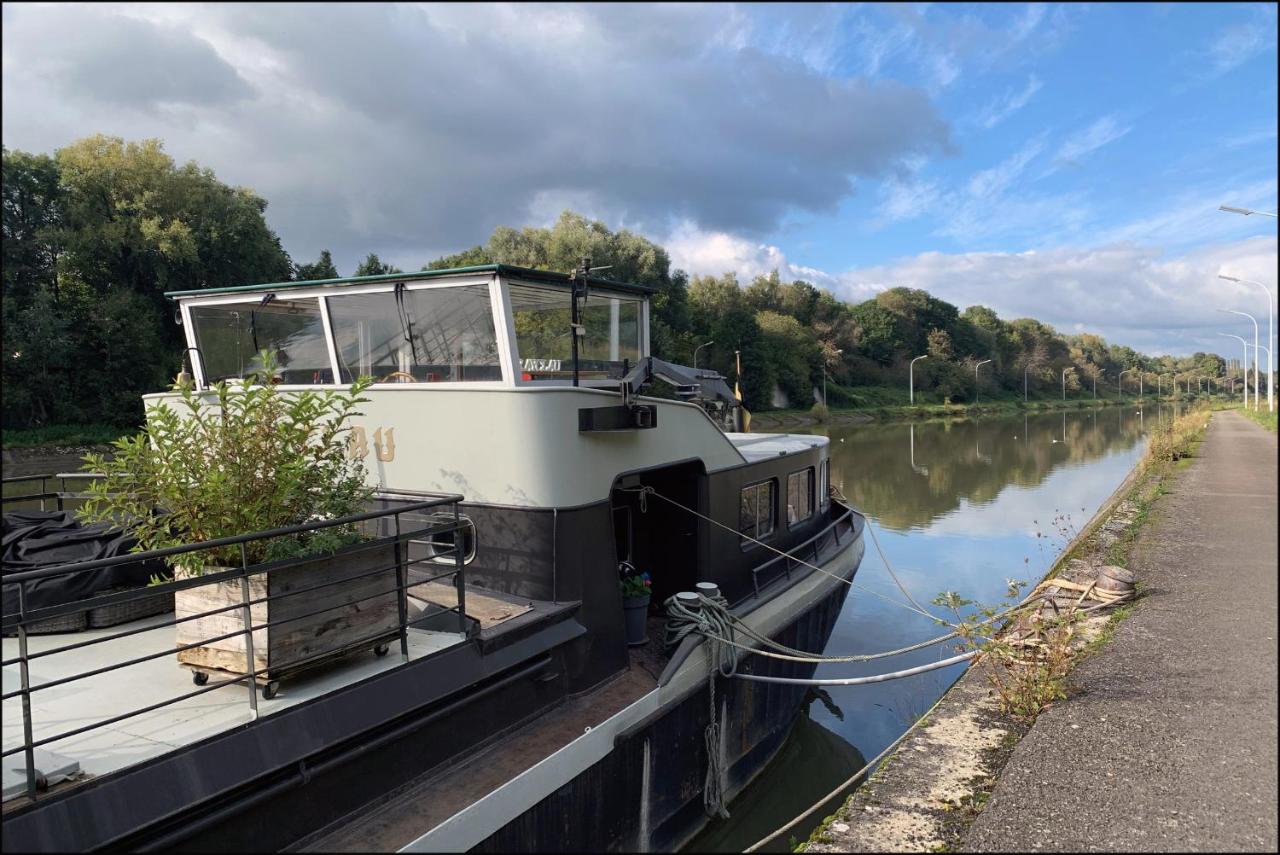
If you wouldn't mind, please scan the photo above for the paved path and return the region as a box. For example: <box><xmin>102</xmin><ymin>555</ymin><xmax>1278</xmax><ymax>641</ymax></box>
<box><xmin>963</xmin><ymin>410</ymin><xmax>1278</xmax><ymax>852</ymax></box>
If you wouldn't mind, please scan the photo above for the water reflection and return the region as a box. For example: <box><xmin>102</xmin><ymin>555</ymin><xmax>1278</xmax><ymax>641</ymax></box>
<box><xmin>821</xmin><ymin>408</ymin><xmax>1155</xmax><ymax>533</ymax></box>
<box><xmin>711</xmin><ymin>405</ymin><xmax>1163</xmax><ymax>849</ymax></box>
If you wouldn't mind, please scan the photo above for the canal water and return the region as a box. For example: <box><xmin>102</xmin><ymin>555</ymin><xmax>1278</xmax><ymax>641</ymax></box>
<box><xmin>689</xmin><ymin>404</ymin><xmax>1177</xmax><ymax>852</ymax></box>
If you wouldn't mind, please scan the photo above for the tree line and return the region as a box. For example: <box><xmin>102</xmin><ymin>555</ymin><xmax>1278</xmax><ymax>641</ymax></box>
<box><xmin>2</xmin><ymin>135</ymin><xmax>1232</xmax><ymax>429</ymax></box>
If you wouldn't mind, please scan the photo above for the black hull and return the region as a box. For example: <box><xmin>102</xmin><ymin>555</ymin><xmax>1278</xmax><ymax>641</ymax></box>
<box><xmin>473</xmin><ymin>559</ymin><xmax>856</xmax><ymax>853</ymax></box>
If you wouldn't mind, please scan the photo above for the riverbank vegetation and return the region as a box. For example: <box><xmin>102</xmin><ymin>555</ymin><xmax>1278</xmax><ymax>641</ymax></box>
<box><xmin>3</xmin><ymin>134</ymin><xmax>1235</xmax><ymax>445</ymax></box>
<box><xmin>1237</xmin><ymin>406</ymin><xmax>1278</xmax><ymax>433</ymax></box>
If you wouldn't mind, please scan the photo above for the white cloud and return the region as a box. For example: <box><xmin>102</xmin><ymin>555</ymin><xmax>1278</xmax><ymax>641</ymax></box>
<box><xmin>1206</xmin><ymin>5</ymin><xmax>1278</xmax><ymax>76</ymax></box>
<box><xmin>973</xmin><ymin>75</ymin><xmax>1043</xmax><ymax>129</ymax></box>
<box><xmin>1047</xmin><ymin>114</ymin><xmax>1132</xmax><ymax>173</ymax></box>
<box><xmin>832</xmin><ymin>236</ymin><xmax>1278</xmax><ymax>357</ymax></box>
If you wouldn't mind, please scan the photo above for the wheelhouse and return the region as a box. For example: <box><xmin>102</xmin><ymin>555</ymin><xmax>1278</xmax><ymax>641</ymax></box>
<box><xmin>169</xmin><ymin>264</ymin><xmax>653</xmax><ymax>390</ymax></box>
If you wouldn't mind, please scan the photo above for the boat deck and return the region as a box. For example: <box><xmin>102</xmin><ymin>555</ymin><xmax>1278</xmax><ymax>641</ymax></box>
<box><xmin>726</xmin><ymin>432</ymin><xmax>827</xmax><ymax>462</ymax></box>
<box><xmin>0</xmin><ymin>583</ymin><xmax>545</xmax><ymax>803</ymax></box>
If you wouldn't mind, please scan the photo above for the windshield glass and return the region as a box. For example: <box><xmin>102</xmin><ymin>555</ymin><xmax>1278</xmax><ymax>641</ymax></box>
<box><xmin>508</xmin><ymin>284</ymin><xmax>642</xmax><ymax>381</ymax></box>
<box><xmin>326</xmin><ymin>284</ymin><xmax>501</xmax><ymax>383</ymax></box>
<box><xmin>190</xmin><ymin>298</ymin><xmax>332</xmax><ymax>384</ymax></box>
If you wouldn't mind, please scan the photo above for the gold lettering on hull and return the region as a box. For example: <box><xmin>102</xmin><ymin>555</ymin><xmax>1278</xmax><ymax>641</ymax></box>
<box><xmin>348</xmin><ymin>425</ymin><xmax>395</xmax><ymax>462</ymax></box>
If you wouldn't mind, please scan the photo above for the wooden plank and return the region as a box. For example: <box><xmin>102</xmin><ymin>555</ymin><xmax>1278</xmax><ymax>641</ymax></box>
<box><xmin>407</xmin><ymin>582</ymin><xmax>531</xmax><ymax>629</ymax></box>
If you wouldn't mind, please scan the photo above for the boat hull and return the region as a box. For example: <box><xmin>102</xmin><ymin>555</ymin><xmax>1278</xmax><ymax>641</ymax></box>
<box><xmin>465</xmin><ymin>528</ymin><xmax>862</xmax><ymax>853</ymax></box>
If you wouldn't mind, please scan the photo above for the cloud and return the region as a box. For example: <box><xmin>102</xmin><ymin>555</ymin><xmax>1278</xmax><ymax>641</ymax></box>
<box><xmin>831</xmin><ymin>235</ymin><xmax>1278</xmax><ymax>357</ymax></box>
<box><xmin>973</xmin><ymin>75</ymin><xmax>1043</xmax><ymax>129</ymax></box>
<box><xmin>1047</xmin><ymin>114</ymin><xmax>1131</xmax><ymax>173</ymax></box>
<box><xmin>1205</xmin><ymin>5</ymin><xmax>1278</xmax><ymax>76</ymax></box>
<box><xmin>1</xmin><ymin>3</ymin><xmax>952</xmax><ymax>274</ymax></box>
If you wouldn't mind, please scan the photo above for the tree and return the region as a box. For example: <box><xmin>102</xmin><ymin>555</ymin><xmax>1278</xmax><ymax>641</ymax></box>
<box><xmin>353</xmin><ymin>252</ymin><xmax>402</xmax><ymax>277</ymax></box>
<box><xmin>295</xmin><ymin>249</ymin><xmax>339</xmax><ymax>281</ymax></box>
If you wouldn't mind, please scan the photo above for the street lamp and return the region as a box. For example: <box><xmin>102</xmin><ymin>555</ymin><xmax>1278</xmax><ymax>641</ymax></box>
<box><xmin>1219</xmin><ymin>205</ymin><xmax>1279</xmax><ymax>218</ymax></box>
<box><xmin>1093</xmin><ymin>369</ymin><xmax>1101</xmax><ymax>400</ymax></box>
<box><xmin>1061</xmin><ymin>367</ymin><xmax>1071</xmax><ymax>401</ymax></box>
<box><xmin>1220</xmin><ymin>274</ymin><xmax>1274</xmax><ymax>412</ymax></box>
<box><xmin>693</xmin><ymin>340</ymin><xmax>715</xmax><ymax>370</ymax></box>
<box><xmin>1219</xmin><ymin>332</ymin><xmax>1249</xmax><ymax>407</ymax></box>
<box><xmin>975</xmin><ymin>359</ymin><xmax>992</xmax><ymax>403</ymax></box>
<box><xmin>1219</xmin><ymin>308</ymin><xmax>1260</xmax><ymax>410</ymax></box>
<box><xmin>1118</xmin><ymin>368</ymin><xmax>1134</xmax><ymax>401</ymax></box>
<box><xmin>823</xmin><ymin>348</ymin><xmax>843</xmax><ymax>407</ymax></box>
<box><xmin>1247</xmin><ymin>342</ymin><xmax>1273</xmax><ymax>405</ymax></box>
<box><xmin>909</xmin><ymin>355</ymin><xmax>928</xmax><ymax>405</ymax></box>
<box><xmin>1023</xmin><ymin>363</ymin><xmax>1031</xmax><ymax>402</ymax></box>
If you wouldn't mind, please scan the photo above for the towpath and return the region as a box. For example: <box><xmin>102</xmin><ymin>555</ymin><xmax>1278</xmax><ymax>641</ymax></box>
<box><xmin>962</xmin><ymin>409</ymin><xmax>1278</xmax><ymax>852</ymax></box>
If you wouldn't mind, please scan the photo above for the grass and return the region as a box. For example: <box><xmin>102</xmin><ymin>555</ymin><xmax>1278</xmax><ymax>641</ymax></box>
<box><xmin>1237</xmin><ymin>405</ymin><xmax>1278</xmax><ymax>433</ymax></box>
<box><xmin>2</xmin><ymin>423</ymin><xmax>134</xmax><ymax>450</ymax></box>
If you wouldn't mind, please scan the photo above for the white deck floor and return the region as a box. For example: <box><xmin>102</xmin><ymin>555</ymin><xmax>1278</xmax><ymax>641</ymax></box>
<box><xmin>2</xmin><ymin>613</ymin><xmax>463</xmax><ymax>799</ymax></box>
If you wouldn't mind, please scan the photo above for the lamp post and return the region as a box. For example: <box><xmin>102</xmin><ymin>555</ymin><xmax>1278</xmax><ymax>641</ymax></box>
<box><xmin>1219</xmin><ymin>308</ymin><xmax>1260</xmax><ymax>410</ymax></box>
<box><xmin>1118</xmin><ymin>368</ymin><xmax>1133</xmax><ymax>401</ymax></box>
<box><xmin>693</xmin><ymin>340</ymin><xmax>714</xmax><ymax>370</ymax></box>
<box><xmin>1023</xmin><ymin>363</ymin><xmax>1031</xmax><ymax>402</ymax></box>
<box><xmin>1248</xmin><ymin>342</ymin><xmax>1273</xmax><ymax>406</ymax></box>
<box><xmin>1061</xmin><ymin>367</ymin><xmax>1070</xmax><ymax>401</ymax></box>
<box><xmin>1093</xmin><ymin>369</ymin><xmax>1101</xmax><ymax>400</ymax></box>
<box><xmin>975</xmin><ymin>359</ymin><xmax>992</xmax><ymax>403</ymax></box>
<box><xmin>1219</xmin><ymin>332</ymin><xmax>1249</xmax><ymax>407</ymax></box>
<box><xmin>823</xmin><ymin>348</ymin><xmax>843</xmax><ymax>407</ymax></box>
<box><xmin>1218</xmin><ymin>205</ymin><xmax>1279</xmax><ymax>218</ymax></box>
<box><xmin>1220</xmin><ymin>274</ymin><xmax>1274</xmax><ymax>412</ymax></box>
<box><xmin>909</xmin><ymin>355</ymin><xmax>928</xmax><ymax>405</ymax></box>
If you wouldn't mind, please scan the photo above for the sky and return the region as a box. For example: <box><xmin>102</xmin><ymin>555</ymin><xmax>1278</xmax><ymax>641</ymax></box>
<box><xmin>2</xmin><ymin>2</ymin><xmax>1276</xmax><ymax>359</ymax></box>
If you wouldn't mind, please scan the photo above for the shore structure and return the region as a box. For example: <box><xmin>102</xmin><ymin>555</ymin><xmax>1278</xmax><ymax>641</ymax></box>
<box><xmin>803</xmin><ymin>408</ymin><xmax>1277</xmax><ymax>853</ymax></box>
<box><xmin>2</xmin><ymin>263</ymin><xmax>867</xmax><ymax>852</ymax></box>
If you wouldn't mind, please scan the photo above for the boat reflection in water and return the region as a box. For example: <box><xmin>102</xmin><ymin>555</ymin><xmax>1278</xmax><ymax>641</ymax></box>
<box><xmin>685</xmin><ymin>691</ymin><xmax>866</xmax><ymax>854</ymax></box>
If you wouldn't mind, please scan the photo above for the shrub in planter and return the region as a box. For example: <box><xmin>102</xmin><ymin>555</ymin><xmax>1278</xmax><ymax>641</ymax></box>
<box><xmin>78</xmin><ymin>352</ymin><xmax>396</xmax><ymax>690</ymax></box>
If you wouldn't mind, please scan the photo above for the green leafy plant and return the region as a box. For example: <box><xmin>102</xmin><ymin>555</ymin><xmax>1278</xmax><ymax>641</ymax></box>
<box><xmin>78</xmin><ymin>350</ymin><xmax>375</xmax><ymax>571</ymax></box>
<box><xmin>620</xmin><ymin>569</ymin><xmax>652</xmax><ymax>599</ymax></box>
<box><xmin>933</xmin><ymin>580</ymin><xmax>1078</xmax><ymax>723</ymax></box>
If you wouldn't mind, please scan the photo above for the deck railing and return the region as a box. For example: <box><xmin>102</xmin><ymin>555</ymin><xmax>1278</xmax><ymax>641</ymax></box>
<box><xmin>0</xmin><ymin>488</ymin><xmax>470</xmax><ymax>801</ymax></box>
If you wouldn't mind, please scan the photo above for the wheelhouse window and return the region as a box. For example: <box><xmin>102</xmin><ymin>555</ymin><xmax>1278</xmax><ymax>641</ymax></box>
<box><xmin>819</xmin><ymin>460</ymin><xmax>829</xmax><ymax>507</ymax></box>
<box><xmin>508</xmin><ymin>283</ymin><xmax>642</xmax><ymax>382</ymax></box>
<box><xmin>326</xmin><ymin>284</ymin><xmax>501</xmax><ymax>383</ymax></box>
<box><xmin>787</xmin><ymin>468</ymin><xmax>814</xmax><ymax>526</ymax></box>
<box><xmin>190</xmin><ymin>298</ymin><xmax>333</xmax><ymax>384</ymax></box>
<box><xmin>739</xmin><ymin>480</ymin><xmax>775</xmax><ymax>546</ymax></box>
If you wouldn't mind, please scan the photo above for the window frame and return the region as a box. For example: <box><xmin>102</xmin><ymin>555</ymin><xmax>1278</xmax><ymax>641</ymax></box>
<box><xmin>739</xmin><ymin>478</ymin><xmax>777</xmax><ymax>550</ymax></box>
<box><xmin>786</xmin><ymin>467</ymin><xmax>815</xmax><ymax>529</ymax></box>
<box><xmin>179</xmin><ymin>275</ymin><xmax>515</xmax><ymax>390</ymax></box>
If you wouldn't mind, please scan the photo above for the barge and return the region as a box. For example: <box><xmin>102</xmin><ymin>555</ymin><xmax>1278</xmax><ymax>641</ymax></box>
<box><xmin>1</xmin><ymin>262</ymin><xmax>864</xmax><ymax>851</ymax></box>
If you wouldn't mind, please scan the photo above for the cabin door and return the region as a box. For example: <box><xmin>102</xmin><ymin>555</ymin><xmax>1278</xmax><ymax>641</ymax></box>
<box><xmin>610</xmin><ymin>462</ymin><xmax>702</xmax><ymax>606</ymax></box>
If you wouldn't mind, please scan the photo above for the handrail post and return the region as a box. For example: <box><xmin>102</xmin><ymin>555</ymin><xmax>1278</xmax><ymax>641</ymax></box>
<box><xmin>238</xmin><ymin>544</ymin><xmax>259</xmax><ymax>719</ymax></box>
<box><xmin>394</xmin><ymin>512</ymin><xmax>409</xmax><ymax>663</ymax></box>
<box><xmin>453</xmin><ymin>502</ymin><xmax>467</xmax><ymax>636</ymax></box>
<box><xmin>17</xmin><ymin>584</ymin><xmax>37</xmax><ymax>798</ymax></box>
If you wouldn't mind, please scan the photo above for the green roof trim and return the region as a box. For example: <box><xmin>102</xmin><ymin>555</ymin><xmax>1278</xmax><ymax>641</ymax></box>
<box><xmin>164</xmin><ymin>263</ymin><xmax>656</xmax><ymax>299</ymax></box>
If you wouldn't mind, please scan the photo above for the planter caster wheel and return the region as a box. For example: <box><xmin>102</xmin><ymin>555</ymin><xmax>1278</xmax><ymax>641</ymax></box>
<box><xmin>261</xmin><ymin>681</ymin><xmax>280</xmax><ymax>701</ymax></box>
<box><xmin>192</xmin><ymin>671</ymin><xmax>209</xmax><ymax>686</ymax></box>
<box><xmin>373</xmin><ymin>643</ymin><xmax>390</xmax><ymax>657</ymax></box>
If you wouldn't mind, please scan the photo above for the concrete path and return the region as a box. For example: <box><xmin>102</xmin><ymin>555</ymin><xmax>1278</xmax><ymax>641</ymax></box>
<box><xmin>962</xmin><ymin>410</ymin><xmax>1278</xmax><ymax>852</ymax></box>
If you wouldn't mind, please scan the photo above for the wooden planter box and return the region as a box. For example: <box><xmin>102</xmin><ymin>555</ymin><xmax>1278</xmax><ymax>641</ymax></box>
<box><xmin>174</xmin><ymin>540</ymin><xmax>400</xmax><ymax>693</ymax></box>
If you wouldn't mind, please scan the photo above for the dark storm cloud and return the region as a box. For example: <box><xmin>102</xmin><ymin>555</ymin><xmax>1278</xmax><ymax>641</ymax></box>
<box><xmin>59</xmin><ymin>12</ymin><xmax>251</xmax><ymax>108</ymax></box>
<box><xmin>2</xmin><ymin>3</ymin><xmax>952</xmax><ymax>271</ymax></box>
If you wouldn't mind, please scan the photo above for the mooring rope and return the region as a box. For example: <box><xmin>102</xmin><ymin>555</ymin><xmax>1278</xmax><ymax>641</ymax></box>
<box><xmin>619</xmin><ymin>485</ymin><xmax>949</xmax><ymax>627</ymax></box>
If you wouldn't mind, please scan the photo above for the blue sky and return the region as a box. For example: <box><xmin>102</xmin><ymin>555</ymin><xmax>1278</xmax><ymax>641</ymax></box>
<box><xmin>3</xmin><ymin>3</ymin><xmax>1276</xmax><ymax>357</ymax></box>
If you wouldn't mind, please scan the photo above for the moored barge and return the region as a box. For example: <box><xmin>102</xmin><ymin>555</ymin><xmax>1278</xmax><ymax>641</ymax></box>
<box><xmin>1</xmin><ymin>262</ymin><xmax>864</xmax><ymax>851</ymax></box>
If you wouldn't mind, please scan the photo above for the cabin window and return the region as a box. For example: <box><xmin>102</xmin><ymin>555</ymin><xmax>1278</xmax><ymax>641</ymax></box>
<box><xmin>739</xmin><ymin>479</ymin><xmax>775</xmax><ymax>547</ymax></box>
<box><xmin>327</xmin><ymin>284</ymin><xmax>501</xmax><ymax>383</ymax></box>
<box><xmin>787</xmin><ymin>468</ymin><xmax>814</xmax><ymax>526</ymax></box>
<box><xmin>190</xmin><ymin>298</ymin><xmax>333</xmax><ymax>384</ymax></box>
<box><xmin>508</xmin><ymin>284</ymin><xmax>642</xmax><ymax>381</ymax></box>
<box><xmin>819</xmin><ymin>460</ymin><xmax>829</xmax><ymax>507</ymax></box>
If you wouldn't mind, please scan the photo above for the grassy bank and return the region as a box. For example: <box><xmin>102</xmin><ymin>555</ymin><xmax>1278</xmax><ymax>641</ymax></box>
<box><xmin>1237</xmin><ymin>406</ymin><xmax>1278</xmax><ymax>433</ymax></box>
<box><xmin>752</xmin><ymin>391</ymin><xmax>1216</xmax><ymax>429</ymax></box>
<box><xmin>2</xmin><ymin>423</ymin><xmax>132</xmax><ymax>450</ymax></box>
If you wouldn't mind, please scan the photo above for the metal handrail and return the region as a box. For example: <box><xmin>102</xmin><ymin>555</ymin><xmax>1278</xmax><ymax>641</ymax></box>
<box><xmin>749</xmin><ymin>505</ymin><xmax>858</xmax><ymax>599</ymax></box>
<box><xmin>1</xmin><ymin>495</ymin><xmax>471</xmax><ymax>800</ymax></box>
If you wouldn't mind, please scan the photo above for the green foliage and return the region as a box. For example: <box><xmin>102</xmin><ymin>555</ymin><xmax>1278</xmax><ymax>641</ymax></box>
<box><xmin>353</xmin><ymin>252</ymin><xmax>402</xmax><ymax>277</ymax></box>
<box><xmin>3</xmin><ymin>136</ymin><xmax>293</xmax><ymax>430</ymax></box>
<box><xmin>77</xmin><ymin>352</ymin><xmax>375</xmax><ymax>570</ymax></box>
<box><xmin>295</xmin><ymin>249</ymin><xmax>339</xmax><ymax>281</ymax></box>
<box><xmin>934</xmin><ymin>581</ymin><xmax>1077</xmax><ymax>723</ymax></box>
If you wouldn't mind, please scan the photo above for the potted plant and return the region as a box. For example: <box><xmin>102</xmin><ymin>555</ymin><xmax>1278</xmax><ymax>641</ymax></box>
<box><xmin>78</xmin><ymin>352</ymin><xmax>396</xmax><ymax>697</ymax></box>
<box><xmin>619</xmin><ymin>562</ymin><xmax>652</xmax><ymax>647</ymax></box>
